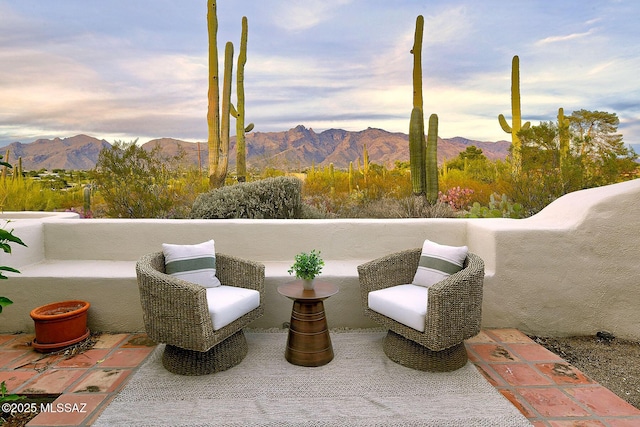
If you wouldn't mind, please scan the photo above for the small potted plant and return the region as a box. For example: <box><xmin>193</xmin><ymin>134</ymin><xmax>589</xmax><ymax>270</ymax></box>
<box><xmin>288</xmin><ymin>249</ymin><xmax>325</xmax><ymax>290</ymax></box>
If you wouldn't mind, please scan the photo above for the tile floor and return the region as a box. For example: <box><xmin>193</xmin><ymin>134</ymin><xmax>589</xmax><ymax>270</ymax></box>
<box><xmin>0</xmin><ymin>329</ymin><xmax>638</xmax><ymax>426</ymax></box>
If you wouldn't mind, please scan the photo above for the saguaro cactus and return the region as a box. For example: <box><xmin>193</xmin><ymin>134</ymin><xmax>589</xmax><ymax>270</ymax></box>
<box><xmin>207</xmin><ymin>0</ymin><xmax>234</xmax><ymax>188</ymax></box>
<box><xmin>498</xmin><ymin>55</ymin><xmax>530</xmax><ymax>173</ymax></box>
<box><xmin>409</xmin><ymin>15</ymin><xmax>426</xmax><ymax>196</ymax></box>
<box><xmin>230</xmin><ymin>16</ymin><xmax>254</xmax><ymax>183</ymax></box>
<box><xmin>409</xmin><ymin>107</ymin><xmax>426</xmax><ymax>195</ymax></box>
<box><xmin>426</xmin><ymin>114</ymin><xmax>439</xmax><ymax>203</ymax></box>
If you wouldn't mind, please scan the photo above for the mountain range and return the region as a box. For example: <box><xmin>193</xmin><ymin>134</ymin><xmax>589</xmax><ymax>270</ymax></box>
<box><xmin>0</xmin><ymin>126</ymin><xmax>511</xmax><ymax>171</ymax></box>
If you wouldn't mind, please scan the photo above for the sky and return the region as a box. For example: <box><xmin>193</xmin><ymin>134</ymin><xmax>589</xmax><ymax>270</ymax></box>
<box><xmin>1</xmin><ymin>0</ymin><xmax>639</xmax><ymax>148</ymax></box>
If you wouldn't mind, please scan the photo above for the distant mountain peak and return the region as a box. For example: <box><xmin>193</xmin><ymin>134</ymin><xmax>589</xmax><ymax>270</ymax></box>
<box><xmin>0</xmin><ymin>128</ymin><xmax>510</xmax><ymax>171</ymax></box>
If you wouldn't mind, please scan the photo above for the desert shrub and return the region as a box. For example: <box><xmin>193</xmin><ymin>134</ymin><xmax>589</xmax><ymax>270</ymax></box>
<box><xmin>465</xmin><ymin>193</ymin><xmax>525</xmax><ymax>219</ymax></box>
<box><xmin>92</xmin><ymin>140</ymin><xmax>206</xmax><ymax>218</ymax></box>
<box><xmin>190</xmin><ymin>176</ymin><xmax>303</xmax><ymax>219</ymax></box>
<box><xmin>0</xmin><ymin>178</ymin><xmax>63</xmax><ymax>211</ymax></box>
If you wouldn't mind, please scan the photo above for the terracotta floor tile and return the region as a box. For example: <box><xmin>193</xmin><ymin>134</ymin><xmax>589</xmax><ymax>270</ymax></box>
<box><xmin>517</xmin><ymin>387</ymin><xmax>591</xmax><ymax>418</ymax></box>
<box><xmin>6</xmin><ymin>351</ymin><xmax>63</xmax><ymax>371</ymax></box>
<box><xmin>0</xmin><ymin>370</ymin><xmax>39</xmax><ymax>392</ymax></box>
<box><xmin>5</xmin><ymin>334</ymin><xmax>36</xmax><ymax>349</ymax></box>
<box><xmin>486</xmin><ymin>329</ymin><xmax>535</xmax><ymax>344</ymax></box>
<box><xmin>99</xmin><ymin>347</ymin><xmax>154</xmax><ymax>368</ymax></box>
<box><xmin>510</xmin><ymin>343</ymin><xmax>565</xmax><ymax>362</ymax></box>
<box><xmin>604</xmin><ymin>418</ymin><xmax>640</xmax><ymax>427</ymax></box>
<box><xmin>565</xmin><ymin>386</ymin><xmax>640</xmax><ymax>417</ymax></box>
<box><xmin>467</xmin><ymin>343</ymin><xmax>521</xmax><ymax>362</ymax></box>
<box><xmin>92</xmin><ymin>333</ymin><xmax>128</xmax><ymax>349</ymax></box>
<box><xmin>498</xmin><ymin>388</ymin><xmax>536</xmax><ymax>418</ymax></box>
<box><xmin>54</xmin><ymin>349</ymin><xmax>111</xmax><ymax>368</ymax></box>
<box><xmin>472</xmin><ymin>363</ymin><xmax>506</xmax><ymax>387</ymax></box>
<box><xmin>26</xmin><ymin>393</ymin><xmax>109</xmax><ymax>426</ymax></box>
<box><xmin>492</xmin><ymin>363</ymin><xmax>554</xmax><ymax>386</ymax></box>
<box><xmin>0</xmin><ymin>349</ymin><xmax>30</xmax><ymax>368</ymax></box>
<box><xmin>70</xmin><ymin>368</ymin><xmax>132</xmax><ymax>393</ymax></box>
<box><xmin>16</xmin><ymin>369</ymin><xmax>85</xmax><ymax>394</ymax></box>
<box><xmin>529</xmin><ymin>422</ymin><xmax>549</xmax><ymax>427</ymax></box>
<box><xmin>120</xmin><ymin>333</ymin><xmax>157</xmax><ymax>348</ymax></box>
<box><xmin>548</xmin><ymin>420</ymin><xmax>607</xmax><ymax>426</ymax></box>
<box><xmin>0</xmin><ymin>334</ymin><xmax>18</xmax><ymax>346</ymax></box>
<box><xmin>465</xmin><ymin>330</ymin><xmax>497</xmax><ymax>344</ymax></box>
<box><xmin>535</xmin><ymin>363</ymin><xmax>595</xmax><ymax>385</ymax></box>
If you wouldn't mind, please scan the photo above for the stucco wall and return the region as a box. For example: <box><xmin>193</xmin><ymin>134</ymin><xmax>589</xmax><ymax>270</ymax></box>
<box><xmin>1</xmin><ymin>178</ymin><xmax>638</xmax><ymax>339</ymax></box>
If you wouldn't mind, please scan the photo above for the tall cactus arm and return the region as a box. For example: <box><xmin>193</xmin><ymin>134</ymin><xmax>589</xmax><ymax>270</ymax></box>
<box><xmin>498</xmin><ymin>114</ymin><xmax>512</xmax><ymax>133</ymax></box>
<box><xmin>409</xmin><ymin>107</ymin><xmax>426</xmax><ymax>196</ymax></box>
<box><xmin>426</xmin><ymin>113</ymin><xmax>439</xmax><ymax>204</ymax></box>
<box><xmin>411</xmin><ymin>15</ymin><xmax>424</xmax><ymax>109</ymax></box>
<box><xmin>207</xmin><ymin>0</ymin><xmax>221</xmax><ymax>188</ymax></box>
<box><xmin>235</xmin><ymin>16</ymin><xmax>249</xmax><ymax>182</ymax></box>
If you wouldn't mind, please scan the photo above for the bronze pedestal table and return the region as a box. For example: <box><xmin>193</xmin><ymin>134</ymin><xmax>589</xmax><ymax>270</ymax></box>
<box><xmin>277</xmin><ymin>281</ymin><xmax>339</xmax><ymax>367</ymax></box>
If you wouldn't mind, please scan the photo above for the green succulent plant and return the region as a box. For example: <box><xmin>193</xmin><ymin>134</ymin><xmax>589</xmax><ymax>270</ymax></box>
<box><xmin>288</xmin><ymin>250</ymin><xmax>325</xmax><ymax>281</ymax></box>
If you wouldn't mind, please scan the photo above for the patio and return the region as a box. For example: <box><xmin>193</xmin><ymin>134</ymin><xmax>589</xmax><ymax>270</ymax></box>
<box><xmin>1</xmin><ymin>329</ymin><xmax>639</xmax><ymax>426</ymax></box>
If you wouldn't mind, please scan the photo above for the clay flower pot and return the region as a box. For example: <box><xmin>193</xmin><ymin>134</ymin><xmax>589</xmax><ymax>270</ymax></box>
<box><xmin>30</xmin><ymin>300</ymin><xmax>90</xmax><ymax>353</ymax></box>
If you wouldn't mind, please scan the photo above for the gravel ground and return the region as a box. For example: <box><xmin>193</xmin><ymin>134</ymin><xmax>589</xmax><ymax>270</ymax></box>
<box><xmin>532</xmin><ymin>333</ymin><xmax>640</xmax><ymax>410</ymax></box>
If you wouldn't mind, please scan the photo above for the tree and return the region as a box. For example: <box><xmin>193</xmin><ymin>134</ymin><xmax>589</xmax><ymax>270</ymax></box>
<box><xmin>512</xmin><ymin>109</ymin><xmax>638</xmax><ymax>214</ymax></box>
<box><xmin>92</xmin><ymin>141</ymin><xmax>200</xmax><ymax>218</ymax></box>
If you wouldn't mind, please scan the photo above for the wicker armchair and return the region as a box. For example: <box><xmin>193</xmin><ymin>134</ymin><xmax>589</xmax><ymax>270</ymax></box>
<box><xmin>136</xmin><ymin>252</ymin><xmax>265</xmax><ymax>375</ymax></box>
<box><xmin>358</xmin><ymin>249</ymin><xmax>484</xmax><ymax>372</ymax></box>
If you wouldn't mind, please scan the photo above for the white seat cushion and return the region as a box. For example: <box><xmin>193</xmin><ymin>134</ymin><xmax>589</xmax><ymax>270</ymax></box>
<box><xmin>368</xmin><ymin>284</ymin><xmax>428</xmax><ymax>332</ymax></box>
<box><xmin>206</xmin><ymin>285</ymin><xmax>260</xmax><ymax>331</ymax></box>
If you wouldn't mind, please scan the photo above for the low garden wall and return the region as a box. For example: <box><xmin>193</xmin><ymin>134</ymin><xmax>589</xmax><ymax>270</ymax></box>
<box><xmin>1</xmin><ymin>178</ymin><xmax>639</xmax><ymax>340</ymax></box>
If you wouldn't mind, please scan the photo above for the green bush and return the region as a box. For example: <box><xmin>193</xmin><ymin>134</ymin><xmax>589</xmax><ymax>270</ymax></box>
<box><xmin>92</xmin><ymin>141</ymin><xmax>207</xmax><ymax>218</ymax></box>
<box><xmin>190</xmin><ymin>176</ymin><xmax>303</xmax><ymax>219</ymax></box>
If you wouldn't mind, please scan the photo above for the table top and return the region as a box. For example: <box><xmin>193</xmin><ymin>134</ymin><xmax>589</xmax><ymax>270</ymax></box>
<box><xmin>277</xmin><ymin>281</ymin><xmax>339</xmax><ymax>301</ymax></box>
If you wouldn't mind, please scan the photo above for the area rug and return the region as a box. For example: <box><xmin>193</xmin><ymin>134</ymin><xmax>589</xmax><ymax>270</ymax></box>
<box><xmin>94</xmin><ymin>330</ymin><xmax>532</xmax><ymax>426</ymax></box>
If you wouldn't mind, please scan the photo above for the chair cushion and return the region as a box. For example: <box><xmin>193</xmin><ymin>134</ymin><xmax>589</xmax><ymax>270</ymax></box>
<box><xmin>412</xmin><ymin>239</ymin><xmax>468</xmax><ymax>288</ymax></box>
<box><xmin>368</xmin><ymin>284</ymin><xmax>428</xmax><ymax>332</ymax></box>
<box><xmin>162</xmin><ymin>240</ymin><xmax>221</xmax><ymax>288</ymax></box>
<box><xmin>206</xmin><ymin>285</ymin><xmax>260</xmax><ymax>330</ymax></box>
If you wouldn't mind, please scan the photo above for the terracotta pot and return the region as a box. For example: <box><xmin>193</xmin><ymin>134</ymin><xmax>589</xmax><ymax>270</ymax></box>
<box><xmin>30</xmin><ymin>300</ymin><xmax>90</xmax><ymax>353</ymax></box>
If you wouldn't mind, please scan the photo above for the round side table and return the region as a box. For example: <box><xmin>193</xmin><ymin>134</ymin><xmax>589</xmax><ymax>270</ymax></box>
<box><xmin>277</xmin><ymin>281</ymin><xmax>339</xmax><ymax>367</ymax></box>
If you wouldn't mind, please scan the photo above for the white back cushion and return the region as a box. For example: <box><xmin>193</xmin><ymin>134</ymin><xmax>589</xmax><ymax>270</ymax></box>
<box><xmin>412</xmin><ymin>239</ymin><xmax>468</xmax><ymax>288</ymax></box>
<box><xmin>162</xmin><ymin>240</ymin><xmax>221</xmax><ymax>288</ymax></box>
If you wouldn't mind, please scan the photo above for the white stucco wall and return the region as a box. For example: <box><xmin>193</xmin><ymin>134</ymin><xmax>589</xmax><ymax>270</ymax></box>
<box><xmin>1</xmin><ymin>178</ymin><xmax>638</xmax><ymax>339</ymax></box>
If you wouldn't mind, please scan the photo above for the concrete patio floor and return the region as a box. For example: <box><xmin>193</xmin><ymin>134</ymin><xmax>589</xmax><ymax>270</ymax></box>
<box><xmin>1</xmin><ymin>329</ymin><xmax>639</xmax><ymax>426</ymax></box>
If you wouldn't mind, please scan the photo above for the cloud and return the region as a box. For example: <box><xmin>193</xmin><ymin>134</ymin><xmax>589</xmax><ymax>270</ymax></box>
<box><xmin>535</xmin><ymin>29</ymin><xmax>595</xmax><ymax>45</ymax></box>
<box><xmin>269</xmin><ymin>0</ymin><xmax>353</xmax><ymax>32</ymax></box>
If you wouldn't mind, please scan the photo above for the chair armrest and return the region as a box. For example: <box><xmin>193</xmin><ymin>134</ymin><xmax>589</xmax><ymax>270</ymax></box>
<box><xmin>136</xmin><ymin>252</ymin><xmax>216</xmax><ymax>352</ymax></box>
<box><xmin>357</xmin><ymin>248</ymin><xmax>421</xmax><ymax>310</ymax></box>
<box><xmin>424</xmin><ymin>252</ymin><xmax>485</xmax><ymax>350</ymax></box>
<box><xmin>216</xmin><ymin>253</ymin><xmax>265</xmax><ymax>293</ymax></box>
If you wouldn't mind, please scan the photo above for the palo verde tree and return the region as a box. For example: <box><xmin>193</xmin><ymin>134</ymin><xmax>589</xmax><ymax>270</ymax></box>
<box><xmin>515</xmin><ymin>109</ymin><xmax>637</xmax><ymax>213</ymax></box>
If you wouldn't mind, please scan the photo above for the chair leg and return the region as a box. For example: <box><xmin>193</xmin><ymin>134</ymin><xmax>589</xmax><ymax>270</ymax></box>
<box><xmin>162</xmin><ymin>330</ymin><xmax>249</xmax><ymax>375</ymax></box>
<box><xmin>383</xmin><ymin>330</ymin><xmax>467</xmax><ymax>372</ymax></box>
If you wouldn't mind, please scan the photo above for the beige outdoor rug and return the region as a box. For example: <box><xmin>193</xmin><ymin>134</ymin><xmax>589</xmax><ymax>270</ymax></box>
<box><xmin>94</xmin><ymin>330</ymin><xmax>532</xmax><ymax>426</ymax></box>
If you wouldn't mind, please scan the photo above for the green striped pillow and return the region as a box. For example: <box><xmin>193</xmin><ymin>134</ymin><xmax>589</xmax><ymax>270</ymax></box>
<box><xmin>162</xmin><ymin>240</ymin><xmax>221</xmax><ymax>288</ymax></box>
<box><xmin>412</xmin><ymin>239</ymin><xmax>468</xmax><ymax>288</ymax></box>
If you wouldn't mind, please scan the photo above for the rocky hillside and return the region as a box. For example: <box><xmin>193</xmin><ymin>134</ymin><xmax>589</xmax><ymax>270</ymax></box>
<box><xmin>0</xmin><ymin>126</ymin><xmax>510</xmax><ymax>171</ymax></box>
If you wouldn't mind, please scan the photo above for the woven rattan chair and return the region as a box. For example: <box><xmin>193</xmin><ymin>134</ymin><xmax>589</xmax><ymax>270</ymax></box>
<box><xmin>358</xmin><ymin>249</ymin><xmax>484</xmax><ymax>372</ymax></box>
<box><xmin>136</xmin><ymin>252</ymin><xmax>265</xmax><ymax>375</ymax></box>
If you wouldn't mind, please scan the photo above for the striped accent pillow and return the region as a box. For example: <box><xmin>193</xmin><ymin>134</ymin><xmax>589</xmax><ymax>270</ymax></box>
<box><xmin>412</xmin><ymin>239</ymin><xmax>468</xmax><ymax>288</ymax></box>
<box><xmin>162</xmin><ymin>240</ymin><xmax>221</xmax><ymax>288</ymax></box>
